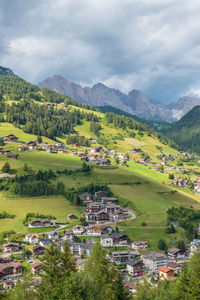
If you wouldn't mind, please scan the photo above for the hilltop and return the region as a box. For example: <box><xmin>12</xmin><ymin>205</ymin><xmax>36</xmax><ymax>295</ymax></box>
<box><xmin>0</xmin><ymin>73</ymin><xmax>199</xmax><ymax>250</ymax></box>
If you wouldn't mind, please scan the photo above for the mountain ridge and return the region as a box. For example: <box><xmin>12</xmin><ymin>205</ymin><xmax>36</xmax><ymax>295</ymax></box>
<box><xmin>39</xmin><ymin>75</ymin><xmax>200</xmax><ymax>122</ymax></box>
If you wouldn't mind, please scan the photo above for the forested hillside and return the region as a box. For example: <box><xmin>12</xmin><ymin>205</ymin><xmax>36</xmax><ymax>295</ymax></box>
<box><xmin>160</xmin><ymin>106</ymin><xmax>200</xmax><ymax>154</ymax></box>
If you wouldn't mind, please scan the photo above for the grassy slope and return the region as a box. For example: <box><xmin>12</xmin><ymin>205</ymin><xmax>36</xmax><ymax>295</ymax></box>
<box><xmin>0</xmin><ymin>104</ymin><xmax>199</xmax><ymax>247</ymax></box>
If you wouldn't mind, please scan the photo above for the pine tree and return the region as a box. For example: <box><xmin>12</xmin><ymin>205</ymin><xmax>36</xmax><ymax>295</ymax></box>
<box><xmin>2</xmin><ymin>161</ymin><xmax>11</xmax><ymax>173</ymax></box>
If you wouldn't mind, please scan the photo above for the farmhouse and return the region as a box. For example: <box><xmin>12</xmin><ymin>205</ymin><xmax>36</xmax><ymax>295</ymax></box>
<box><xmin>6</xmin><ymin>153</ymin><xmax>18</xmax><ymax>160</ymax></box>
<box><xmin>32</xmin><ymin>246</ymin><xmax>45</xmax><ymax>256</ymax></box>
<box><xmin>28</xmin><ymin>220</ymin><xmax>53</xmax><ymax>228</ymax></box>
<box><xmin>79</xmin><ymin>192</ymin><xmax>93</xmax><ymax>203</ymax></box>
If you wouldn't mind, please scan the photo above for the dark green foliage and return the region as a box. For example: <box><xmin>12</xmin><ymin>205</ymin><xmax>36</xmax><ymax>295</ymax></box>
<box><xmin>169</xmin><ymin>173</ymin><xmax>174</xmax><ymax>180</ymax></box>
<box><xmin>157</xmin><ymin>239</ymin><xmax>167</xmax><ymax>250</ymax></box>
<box><xmin>177</xmin><ymin>240</ymin><xmax>186</xmax><ymax>252</ymax></box>
<box><xmin>0</xmin><ymin>137</ymin><xmax>5</xmax><ymax>146</ymax></box>
<box><xmin>0</xmin><ymin>211</ymin><xmax>15</xmax><ymax>219</ymax></box>
<box><xmin>165</xmin><ymin>224</ymin><xmax>176</xmax><ymax>234</ymax></box>
<box><xmin>90</xmin><ymin>121</ymin><xmax>102</xmax><ymax>136</ymax></box>
<box><xmin>160</xmin><ymin>106</ymin><xmax>200</xmax><ymax>154</ymax></box>
<box><xmin>167</xmin><ymin>206</ymin><xmax>200</xmax><ymax>224</ymax></box>
<box><xmin>66</xmin><ymin>134</ymin><xmax>90</xmax><ymax>146</ymax></box>
<box><xmin>23</xmin><ymin>212</ymin><xmax>55</xmax><ymax>225</ymax></box>
<box><xmin>2</xmin><ymin>161</ymin><xmax>11</xmax><ymax>173</ymax></box>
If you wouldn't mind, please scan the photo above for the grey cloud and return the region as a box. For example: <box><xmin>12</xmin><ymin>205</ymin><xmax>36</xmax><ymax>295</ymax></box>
<box><xmin>0</xmin><ymin>0</ymin><xmax>200</xmax><ymax>102</ymax></box>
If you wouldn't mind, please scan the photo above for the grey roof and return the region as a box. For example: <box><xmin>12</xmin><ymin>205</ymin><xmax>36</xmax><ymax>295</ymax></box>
<box><xmin>143</xmin><ymin>251</ymin><xmax>167</xmax><ymax>260</ymax></box>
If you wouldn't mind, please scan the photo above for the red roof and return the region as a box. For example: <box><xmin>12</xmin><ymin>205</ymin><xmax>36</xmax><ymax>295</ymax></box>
<box><xmin>158</xmin><ymin>266</ymin><xmax>173</xmax><ymax>273</ymax></box>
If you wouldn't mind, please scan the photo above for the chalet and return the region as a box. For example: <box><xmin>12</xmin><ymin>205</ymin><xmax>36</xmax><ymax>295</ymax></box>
<box><xmin>31</xmin><ymin>262</ymin><xmax>42</xmax><ymax>274</ymax></box>
<box><xmin>101</xmin><ymin>197</ymin><xmax>118</xmax><ymax>205</ymax></box>
<box><xmin>5</xmin><ymin>135</ymin><xmax>18</xmax><ymax>141</ymax></box>
<box><xmin>6</xmin><ymin>153</ymin><xmax>18</xmax><ymax>160</ymax></box>
<box><xmin>40</xmin><ymin>238</ymin><xmax>53</xmax><ymax>247</ymax></box>
<box><xmin>47</xmin><ymin>231</ymin><xmax>60</xmax><ymax>241</ymax></box>
<box><xmin>95</xmin><ymin>211</ymin><xmax>110</xmax><ymax>222</ymax></box>
<box><xmin>63</xmin><ymin>230</ymin><xmax>74</xmax><ymax>241</ymax></box>
<box><xmin>94</xmin><ymin>191</ymin><xmax>108</xmax><ymax>199</ymax></box>
<box><xmin>99</xmin><ymin>225</ymin><xmax>113</xmax><ymax>234</ymax></box>
<box><xmin>105</xmin><ymin>204</ymin><xmax>120</xmax><ymax>215</ymax></box>
<box><xmin>96</xmin><ymin>158</ymin><xmax>111</xmax><ymax>167</ymax></box>
<box><xmin>167</xmin><ymin>262</ymin><xmax>182</xmax><ymax>274</ymax></box>
<box><xmin>2</xmin><ymin>279</ymin><xmax>14</xmax><ymax>290</ymax></box>
<box><xmin>79</xmin><ymin>193</ymin><xmax>93</xmax><ymax>203</ymax></box>
<box><xmin>24</xmin><ymin>233</ymin><xmax>39</xmax><ymax>244</ymax></box>
<box><xmin>72</xmin><ymin>225</ymin><xmax>85</xmax><ymax>235</ymax></box>
<box><xmin>126</xmin><ymin>259</ymin><xmax>145</xmax><ymax>277</ymax></box>
<box><xmin>189</xmin><ymin>239</ymin><xmax>200</xmax><ymax>255</ymax></box>
<box><xmin>0</xmin><ymin>148</ymin><xmax>10</xmax><ymax>155</ymax></box>
<box><xmin>3</xmin><ymin>243</ymin><xmax>19</xmax><ymax>253</ymax></box>
<box><xmin>28</xmin><ymin>220</ymin><xmax>52</xmax><ymax>228</ymax></box>
<box><xmin>65</xmin><ymin>241</ymin><xmax>93</xmax><ymax>256</ymax></box>
<box><xmin>142</xmin><ymin>252</ymin><xmax>168</xmax><ymax>271</ymax></box>
<box><xmin>0</xmin><ymin>257</ymin><xmax>12</xmax><ymax>264</ymax></box>
<box><xmin>87</xmin><ymin>202</ymin><xmax>103</xmax><ymax>213</ymax></box>
<box><xmin>124</xmin><ymin>282</ymin><xmax>137</xmax><ymax>294</ymax></box>
<box><xmin>194</xmin><ymin>178</ymin><xmax>200</xmax><ymax>193</ymax></box>
<box><xmin>167</xmin><ymin>247</ymin><xmax>185</xmax><ymax>259</ymax></box>
<box><xmin>87</xmin><ymin>227</ymin><xmax>101</xmax><ymax>237</ymax></box>
<box><xmin>109</xmin><ymin>251</ymin><xmax>130</xmax><ymax>264</ymax></box>
<box><xmin>18</xmin><ymin>146</ymin><xmax>29</xmax><ymax>152</ymax></box>
<box><xmin>132</xmin><ymin>241</ymin><xmax>148</xmax><ymax>251</ymax></box>
<box><xmin>0</xmin><ymin>262</ymin><xmax>22</xmax><ymax>280</ymax></box>
<box><xmin>32</xmin><ymin>245</ymin><xmax>45</xmax><ymax>256</ymax></box>
<box><xmin>101</xmin><ymin>233</ymin><xmax>129</xmax><ymax>247</ymax></box>
<box><xmin>131</xmin><ymin>148</ymin><xmax>142</xmax><ymax>153</ymax></box>
<box><xmin>172</xmin><ymin>178</ymin><xmax>189</xmax><ymax>188</ymax></box>
<box><xmin>110</xmin><ymin>212</ymin><xmax>126</xmax><ymax>222</ymax></box>
<box><xmin>68</xmin><ymin>214</ymin><xmax>78</xmax><ymax>220</ymax></box>
<box><xmin>158</xmin><ymin>266</ymin><xmax>174</xmax><ymax>280</ymax></box>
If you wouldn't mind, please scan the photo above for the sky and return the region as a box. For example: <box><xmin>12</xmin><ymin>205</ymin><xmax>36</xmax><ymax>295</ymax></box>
<box><xmin>1</xmin><ymin>0</ymin><xmax>200</xmax><ymax>103</ymax></box>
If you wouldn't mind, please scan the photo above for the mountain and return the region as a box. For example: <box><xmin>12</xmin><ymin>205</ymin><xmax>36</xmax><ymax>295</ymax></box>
<box><xmin>39</xmin><ymin>76</ymin><xmax>173</xmax><ymax>122</ymax></box>
<box><xmin>0</xmin><ymin>66</ymin><xmax>15</xmax><ymax>76</ymax></box>
<box><xmin>39</xmin><ymin>75</ymin><xmax>200</xmax><ymax>122</ymax></box>
<box><xmin>161</xmin><ymin>105</ymin><xmax>200</xmax><ymax>154</ymax></box>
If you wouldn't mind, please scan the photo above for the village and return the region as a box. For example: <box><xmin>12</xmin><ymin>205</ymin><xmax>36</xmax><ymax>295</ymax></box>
<box><xmin>0</xmin><ymin>187</ymin><xmax>200</xmax><ymax>293</ymax></box>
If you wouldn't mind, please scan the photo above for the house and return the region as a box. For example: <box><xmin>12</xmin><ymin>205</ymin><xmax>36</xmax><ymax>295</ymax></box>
<box><xmin>79</xmin><ymin>193</ymin><xmax>93</xmax><ymax>202</ymax></box>
<box><xmin>65</xmin><ymin>241</ymin><xmax>93</xmax><ymax>256</ymax></box>
<box><xmin>5</xmin><ymin>134</ymin><xmax>18</xmax><ymax>141</ymax></box>
<box><xmin>172</xmin><ymin>178</ymin><xmax>189</xmax><ymax>188</ymax></box>
<box><xmin>2</xmin><ymin>279</ymin><xmax>14</xmax><ymax>290</ymax></box>
<box><xmin>109</xmin><ymin>251</ymin><xmax>130</xmax><ymax>264</ymax></box>
<box><xmin>6</xmin><ymin>153</ymin><xmax>18</xmax><ymax>160</ymax></box>
<box><xmin>40</xmin><ymin>238</ymin><xmax>53</xmax><ymax>247</ymax></box>
<box><xmin>142</xmin><ymin>251</ymin><xmax>168</xmax><ymax>271</ymax></box>
<box><xmin>0</xmin><ymin>262</ymin><xmax>22</xmax><ymax>280</ymax></box>
<box><xmin>3</xmin><ymin>243</ymin><xmax>19</xmax><ymax>252</ymax></box>
<box><xmin>63</xmin><ymin>230</ymin><xmax>74</xmax><ymax>241</ymax></box>
<box><xmin>18</xmin><ymin>146</ymin><xmax>29</xmax><ymax>152</ymax></box>
<box><xmin>32</xmin><ymin>245</ymin><xmax>45</xmax><ymax>256</ymax></box>
<box><xmin>167</xmin><ymin>262</ymin><xmax>182</xmax><ymax>275</ymax></box>
<box><xmin>126</xmin><ymin>259</ymin><xmax>145</xmax><ymax>277</ymax></box>
<box><xmin>95</xmin><ymin>211</ymin><xmax>110</xmax><ymax>222</ymax></box>
<box><xmin>189</xmin><ymin>239</ymin><xmax>200</xmax><ymax>255</ymax></box>
<box><xmin>194</xmin><ymin>178</ymin><xmax>200</xmax><ymax>193</ymax></box>
<box><xmin>28</xmin><ymin>220</ymin><xmax>53</xmax><ymax>228</ymax></box>
<box><xmin>0</xmin><ymin>257</ymin><xmax>12</xmax><ymax>264</ymax></box>
<box><xmin>68</xmin><ymin>214</ymin><xmax>78</xmax><ymax>220</ymax></box>
<box><xmin>31</xmin><ymin>262</ymin><xmax>42</xmax><ymax>274</ymax></box>
<box><xmin>47</xmin><ymin>230</ymin><xmax>60</xmax><ymax>240</ymax></box>
<box><xmin>99</xmin><ymin>225</ymin><xmax>113</xmax><ymax>234</ymax></box>
<box><xmin>110</xmin><ymin>212</ymin><xmax>126</xmax><ymax>222</ymax></box>
<box><xmin>131</xmin><ymin>148</ymin><xmax>142</xmax><ymax>153</ymax></box>
<box><xmin>101</xmin><ymin>197</ymin><xmax>118</xmax><ymax>205</ymax></box>
<box><xmin>97</xmin><ymin>158</ymin><xmax>111</xmax><ymax>167</ymax></box>
<box><xmin>87</xmin><ymin>202</ymin><xmax>103</xmax><ymax>213</ymax></box>
<box><xmin>158</xmin><ymin>266</ymin><xmax>174</xmax><ymax>280</ymax></box>
<box><xmin>87</xmin><ymin>227</ymin><xmax>101</xmax><ymax>237</ymax></box>
<box><xmin>132</xmin><ymin>241</ymin><xmax>148</xmax><ymax>251</ymax></box>
<box><xmin>24</xmin><ymin>233</ymin><xmax>39</xmax><ymax>244</ymax></box>
<box><xmin>72</xmin><ymin>225</ymin><xmax>85</xmax><ymax>235</ymax></box>
<box><xmin>167</xmin><ymin>247</ymin><xmax>185</xmax><ymax>259</ymax></box>
<box><xmin>94</xmin><ymin>191</ymin><xmax>108</xmax><ymax>199</ymax></box>
<box><xmin>124</xmin><ymin>281</ymin><xmax>137</xmax><ymax>294</ymax></box>
<box><xmin>101</xmin><ymin>233</ymin><xmax>129</xmax><ymax>247</ymax></box>
<box><xmin>105</xmin><ymin>204</ymin><xmax>120</xmax><ymax>215</ymax></box>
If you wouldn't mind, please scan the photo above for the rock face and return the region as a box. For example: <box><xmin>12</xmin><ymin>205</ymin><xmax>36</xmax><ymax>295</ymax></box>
<box><xmin>39</xmin><ymin>75</ymin><xmax>200</xmax><ymax>122</ymax></box>
<box><xmin>0</xmin><ymin>66</ymin><xmax>15</xmax><ymax>76</ymax></box>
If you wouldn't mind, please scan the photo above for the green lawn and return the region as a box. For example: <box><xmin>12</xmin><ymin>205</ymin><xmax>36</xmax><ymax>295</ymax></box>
<box><xmin>0</xmin><ymin>193</ymin><xmax>81</xmax><ymax>233</ymax></box>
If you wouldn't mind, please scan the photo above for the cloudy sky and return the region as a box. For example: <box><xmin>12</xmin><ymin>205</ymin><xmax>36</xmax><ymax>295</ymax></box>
<box><xmin>1</xmin><ymin>0</ymin><xmax>200</xmax><ymax>103</ymax></box>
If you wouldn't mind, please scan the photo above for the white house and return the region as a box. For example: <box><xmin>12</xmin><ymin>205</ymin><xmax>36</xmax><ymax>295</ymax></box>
<box><xmin>72</xmin><ymin>225</ymin><xmax>85</xmax><ymax>235</ymax></box>
<box><xmin>24</xmin><ymin>233</ymin><xmax>39</xmax><ymax>244</ymax></box>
